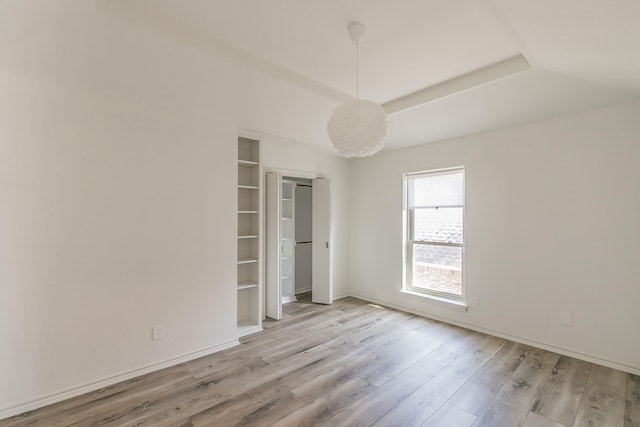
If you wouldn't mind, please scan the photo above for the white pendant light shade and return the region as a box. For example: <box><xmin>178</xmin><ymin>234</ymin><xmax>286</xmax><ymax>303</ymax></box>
<box><xmin>327</xmin><ymin>99</ymin><xmax>389</xmax><ymax>158</ymax></box>
<box><xmin>327</xmin><ymin>22</ymin><xmax>389</xmax><ymax>158</ymax></box>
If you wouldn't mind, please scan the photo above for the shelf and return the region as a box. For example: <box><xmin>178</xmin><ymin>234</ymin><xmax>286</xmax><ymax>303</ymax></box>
<box><xmin>282</xmin><ymin>198</ymin><xmax>292</xmax><ymax>201</ymax></box>
<box><xmin>281</xmin><ymin>257</ymin><xmax>291</xmax><ymax>261</ymax></box>
<box><xmin>237</xmin><ymin>281</ymin><xmax>258</xmax><ymax>290</ymax></box>
<box><xmin>281</xmin><ymin>217</ymin><xmax>292</xmax><ymax>220</ymax></box>
<box><xmin>237</xmin><ymin>320</ymin><xmax>262</xmax><ymax>337</ymax></box>
<box><xmin>237</xmin><ymin>137</ymin><xmax>261</xmax><ymax>337</ymax></box>
<box><xmin>281</xmin><ymin>276</ymin><xmax>290</xmax><ymax>280</ymax></box>
<box><xmin>281</xmin><ymin>237</ymin><xmax>293</xmax><ymax>241</ymax></box>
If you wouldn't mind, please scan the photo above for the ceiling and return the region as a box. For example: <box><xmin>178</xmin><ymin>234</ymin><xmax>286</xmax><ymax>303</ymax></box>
<box><xmin>0</xmin><ymin>0</ymin><xmax>638</xmax><ymax>153</ymax></box>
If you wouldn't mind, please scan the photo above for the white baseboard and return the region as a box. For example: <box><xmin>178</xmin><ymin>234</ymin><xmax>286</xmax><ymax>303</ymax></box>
<box><xmin>348</xmin><ymin>292</ymin><xmax>640</xmax><ymax>376</ymax></box>
<box><xmin>282</xmin><ymin>295</ymin><xmax>297</xmax><ymax>304</ymax></box>
<box><xmin>295</xmin><ymin>286</ymin><xmax>311</xmax><ymax>295</ymax></box>
<box><xmin>0</xmin><ymin>339</ymin><xmax>240</xmax><ymax>421</ymax></box>
<box><xmin>333</xmin><ymin>292</ymin><xmax>351</xmax><ymax>300</ymax></box>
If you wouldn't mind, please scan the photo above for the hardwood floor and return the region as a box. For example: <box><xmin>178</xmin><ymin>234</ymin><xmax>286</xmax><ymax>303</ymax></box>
<box><xmin>2</xmin><ymin>295</ymin><xmax>638</xmax><ymax>427</ymax></box>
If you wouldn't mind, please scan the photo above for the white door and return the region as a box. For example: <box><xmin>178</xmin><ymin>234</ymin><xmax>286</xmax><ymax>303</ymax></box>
<box><xmin>265</xmin><ymin>172</ymin><xmax>282</xmax><ymax>320</ymax></box>
<box><xmin>312</xmin><ymin>178</ymin><xmax>333</xmax><ymax>304</ymax></box>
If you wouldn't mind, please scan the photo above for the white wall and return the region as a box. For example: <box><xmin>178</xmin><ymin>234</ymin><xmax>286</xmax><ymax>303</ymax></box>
<box><xmin>0</xmin><ymin>73</ymin><xmax>239</xmax><ymax>416</ymax></box>
<box><xmin>260</xmin><ymin>137</ymin><xmax>350</xmax><ymax>299</ymax></box>
<box><xmin>0</xmin><ymin>4</ymin><xmax>351</xmax><ymax>416</ymax></box>
<box><xmin>0</xmin><ymin>74</ymin><xmax>349</xmax><ymax>418</ymax></box>
<box><xmin>349</xmin><ymin>100</ymin><xmax>640</xmax><ymax>373</ymax></box>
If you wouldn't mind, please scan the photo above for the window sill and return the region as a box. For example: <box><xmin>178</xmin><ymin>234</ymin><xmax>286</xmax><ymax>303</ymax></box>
<box><xmin>400</xmin><ymin>289</ymin><xmax>468</xmax><ymax>312</ymax></box>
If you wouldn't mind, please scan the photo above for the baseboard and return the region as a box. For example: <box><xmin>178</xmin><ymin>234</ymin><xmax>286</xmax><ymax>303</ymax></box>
<box><xmin>0</xmin><ymin>338</ymin><xmax>240</xmax><ymax>421</ymax></box>
<box><xmin>333</xmin><ymin>292</ymin><xmax>351</xmax><ymax>300</ymax></box>
<box><xmin>282</xmin><ymin>295</ymin><xmax>297</xmax><ymax>304</ymax></box>
<box><xmin>295</xmin><ymin>286</ymin><xmax>311</xmax><ymax>295</ymax></box>
<box><xmin>348</xmin><ymin>292</ymin><xmax>640</xmax><ymax>376</ymax></box>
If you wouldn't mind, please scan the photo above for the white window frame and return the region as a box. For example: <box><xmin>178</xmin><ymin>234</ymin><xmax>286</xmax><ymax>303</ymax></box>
<box><xmin>403</xmin><ymin>167</ymin><xmax>465</xmax><ymax>304</ymax></box>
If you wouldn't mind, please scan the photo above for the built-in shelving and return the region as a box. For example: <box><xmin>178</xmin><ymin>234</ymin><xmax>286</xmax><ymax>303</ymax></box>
<box><xmin>280</xmin><ymin>180</ymin><xmax>296</xmax><ymax>304</ymax></box>
<box><xmin>237</xmin><ymin>137</ymin><xmax>262</xmax><ymax>337</ymax></box>
<box><xmin>238</xmin><ymin>159</ymin><xmax>258</xmax><ymax>167</ymax></box>
<box><xmin>237</xmin><ymin>281</ymin><xmax>258</xmax><ymax>290</ymax></box>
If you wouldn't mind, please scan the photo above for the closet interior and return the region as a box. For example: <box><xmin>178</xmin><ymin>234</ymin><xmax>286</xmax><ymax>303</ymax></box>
<box><xmin>280</xmin><ymin>177</ymin><xmax>313</xmax><ymax>303</ymax></box>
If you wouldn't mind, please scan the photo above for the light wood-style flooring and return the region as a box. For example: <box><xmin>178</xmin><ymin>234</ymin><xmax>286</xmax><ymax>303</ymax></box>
<box><xmin>2</xmin><ymin>295</ymin><xmax>639</xmax><ymax>426</ymax></box>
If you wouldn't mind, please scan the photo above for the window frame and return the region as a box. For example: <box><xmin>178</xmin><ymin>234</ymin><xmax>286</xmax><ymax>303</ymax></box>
<box><xmin>403</xmin><ymin>167</ymin><xmax>465</xmax><ymax>303</ymax></box>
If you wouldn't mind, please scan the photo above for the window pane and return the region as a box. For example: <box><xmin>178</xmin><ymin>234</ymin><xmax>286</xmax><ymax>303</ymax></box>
<box><xmin>409</xmin><ymin>171</ymin><xmax>463</xmax><ymax>207</ymax></box>
<box><xmin>411</xmin><ymin>244</ymin><xmax>462</xmax><ymax>296</ymax></box>
<box><xmin>413</xmin><ymin>207</ymin><xmax>462</xmax><ymax>244</ymax></box>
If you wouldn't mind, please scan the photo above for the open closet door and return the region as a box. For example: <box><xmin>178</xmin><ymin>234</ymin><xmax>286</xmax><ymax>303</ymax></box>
<box><xmin>312</xmin><ymin>178</ymin><xmax>333</xmax><ymax>304</ymax></box>
<box><xmin>265</xmin><ymin>172</ymin><xmax>282</xmax><ymax>319</ymax></box>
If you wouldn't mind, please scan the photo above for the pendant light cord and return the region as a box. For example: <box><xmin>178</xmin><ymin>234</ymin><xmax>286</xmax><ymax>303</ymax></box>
<box><xmin>356</xmin><ymin>40</ymin><xmax>360</xmax><ymax>99</ymax></box>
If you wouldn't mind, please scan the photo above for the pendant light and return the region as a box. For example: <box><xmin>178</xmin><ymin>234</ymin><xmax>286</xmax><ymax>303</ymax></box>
<box><xmin>327</xmin><ymin>22</ymin><xmax>389</xmax><ymax>158</ymax></box>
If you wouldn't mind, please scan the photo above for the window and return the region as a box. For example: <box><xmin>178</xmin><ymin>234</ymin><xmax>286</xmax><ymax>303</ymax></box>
<box><xmin>404</xmin><ymin>168</ymin><xmax>464</xmax><ymax>301</ymax></box>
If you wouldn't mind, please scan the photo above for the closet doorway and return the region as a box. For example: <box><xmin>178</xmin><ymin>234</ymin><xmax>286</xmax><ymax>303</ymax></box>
<box><xmin>265</xmin><ymin>172</ymin><xmax>332</xmax><ymax>320</ymax></box>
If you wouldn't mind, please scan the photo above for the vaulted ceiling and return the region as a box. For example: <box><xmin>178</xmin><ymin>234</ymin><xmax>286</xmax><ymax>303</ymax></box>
<box><xmin>1</xmin><ymin>0</ymin><xmax>638</xmax><ymax>153</ymax></box>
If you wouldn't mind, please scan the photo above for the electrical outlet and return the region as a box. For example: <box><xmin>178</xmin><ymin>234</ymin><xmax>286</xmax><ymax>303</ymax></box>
<box><xmin>560</xmin><ymin>312</ymin><xmax>572</xmax><ymax>326</ymax></box>
<box><xmin>152</xmin><ymin>325</ymin><xmax>164</xmax><ymax>340</ymax></box>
